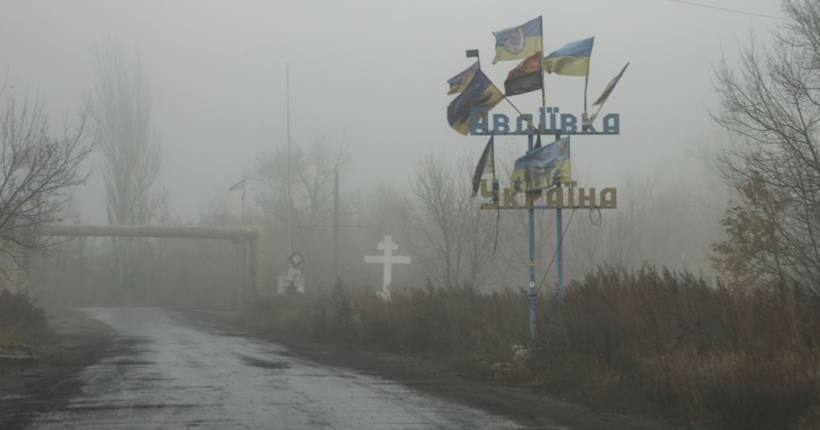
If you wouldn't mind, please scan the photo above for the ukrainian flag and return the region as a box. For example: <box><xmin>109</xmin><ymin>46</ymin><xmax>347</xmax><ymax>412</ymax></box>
<box><xmin>447</xmin><ymin>62</ymin><xmax>480</xmax><ymax>95</ymax></box>
<box><xmin>541</xmin><ymin>37</ymin><xmax>594</xmax><ymax>77</ymax></box>
<box><xmin>492</xmin><ymin>17</ymin><xmax>543</xmax><ymax>64</ymax></box>
<box><xmin>510</xmin><ymin>137</ymin><xmax>571</xmax><ymax>193</ymax></box>
<box><xmin>593</xmin><ymin>62</ymin><xmax>630</xmax><ymax>106</ymax></box>
<box><xmin>447</xmin><ymin>69</ymin><xmax>504</xmax><ymax>135</ymax></box>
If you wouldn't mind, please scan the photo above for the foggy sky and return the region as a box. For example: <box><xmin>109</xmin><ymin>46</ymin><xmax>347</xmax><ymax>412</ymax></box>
<box><xmin>0</xmin><ymin>0</ymin><xmax>783</xmax><ymax>224</ymax></box>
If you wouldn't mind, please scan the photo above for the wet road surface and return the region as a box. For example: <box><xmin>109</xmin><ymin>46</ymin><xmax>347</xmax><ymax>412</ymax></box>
<box><xmin>31</xmin><ymin>308</ymin><xmax>524</xmax><ymax>430</ymax></box>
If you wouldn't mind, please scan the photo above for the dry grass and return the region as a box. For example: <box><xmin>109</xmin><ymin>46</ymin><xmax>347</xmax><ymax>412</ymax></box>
<box><xmin>540</xmin><ymin>266</ymin><xmax>820</xmax><ymax>429</ymax></box>
<box><xmin>246</xmin><ymin>268</ymin><xmax>820</xmax><ymax>430</ymax></box>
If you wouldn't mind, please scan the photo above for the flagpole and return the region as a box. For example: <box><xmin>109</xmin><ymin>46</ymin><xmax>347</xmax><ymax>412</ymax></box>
<box><xmin>539</xmin><ymin>15</ymin><xmax>546</xmax><ymax>109</ymax></box>
<box><xmin>241</xmin><ymin>175</ymin><xmax>246</xmax><ymax>225</ymax></box>
<box><xmin>590</xmin><ymin>103</ymin><xmax>604</xmax><ymax>125</ymax></box>
<box><xmin>490</xmin><ymin>135</ymin><xmax>500</xmax><ymax>255</ymax></box>
<box><xmin>528</xmin><ymin>15</ymin><xmax>546</xmax><ymax>339</ymax></box>
<box><xmin>583</xmin><ymin>39</ymin><xmax>595</xmax><ymax>117</ymax></box>
<box><xmin>504</xmin><ymin>96</ymin><xmax>525</xmax><ymax>116</ymax></box>
<box><xmin>587</xmin><ymin>62</ymin><xmax>629</xmax><ymax>128</ymax></box>
<box><xmin>466</xmin><ymin>49</ymin><xmax>481</xmax><ymax>70</ymax></box>
<box><xmin>286</xmin><ymin>63</ymin><xmax>293</xmax><ymax>260</ymax></box>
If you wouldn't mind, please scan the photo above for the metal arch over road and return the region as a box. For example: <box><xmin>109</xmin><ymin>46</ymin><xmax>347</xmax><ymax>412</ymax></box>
<box><xmin>38</xmin><ymin>224</ymin><xmax>265</xmax><ymax>297</ymax></box>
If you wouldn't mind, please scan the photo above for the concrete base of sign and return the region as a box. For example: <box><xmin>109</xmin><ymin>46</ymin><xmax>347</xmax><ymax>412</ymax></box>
<box><xmin>277</xmin><ymin>268</ymin><xmax>304</xmax><ymax>294</ymax></box>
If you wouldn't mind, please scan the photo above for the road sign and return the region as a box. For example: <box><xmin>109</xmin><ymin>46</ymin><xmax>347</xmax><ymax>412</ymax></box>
<box><xmin>288</xmin><ymin>251</ymin><xmax>304</xmax><ymax>268</ymax></box>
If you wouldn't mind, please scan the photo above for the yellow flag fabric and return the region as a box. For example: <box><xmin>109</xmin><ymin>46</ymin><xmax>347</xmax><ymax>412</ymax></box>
<box><xmin>510</xmin><ymin>137</ymin><xmax>571</xmax><ymax>193</ymax></box>
<box><xmin>593</xmin><ymin>62</ymin><xmax>630</xmax><ymax>106</ymax></box>
<box><xmin>541</xmin><ymin>37</ymin><xmax>594</xmax><ymax>77</ymax></box>
<box><xmin>492</xmin><ymin>17</ymin><xmax>543</xmax><ymax>64</ymax></box>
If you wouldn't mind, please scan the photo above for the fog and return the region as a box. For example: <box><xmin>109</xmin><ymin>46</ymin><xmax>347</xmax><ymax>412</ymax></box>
<box><xmin>0</xmin><ymin>0</ymin><xmax>780</xmax><ymax>216</ymax></box>
<box><xmin>0</xmin><ymin>0</ymin><xmax>788</xmax><ymax>300</ymax></box>
<box><xmin>7</xmin><ymin>3</ymin><xmax>820</xmax><ymax>427</ymax></box>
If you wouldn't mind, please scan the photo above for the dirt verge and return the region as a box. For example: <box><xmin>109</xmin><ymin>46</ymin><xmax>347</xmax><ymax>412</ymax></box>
<box><xmin>0</xmin><ymin>308</ymin><xmax>113</xmax><ymax>430</ymax></box>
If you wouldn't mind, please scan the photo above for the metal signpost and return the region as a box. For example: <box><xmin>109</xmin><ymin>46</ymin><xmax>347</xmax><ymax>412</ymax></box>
<box><xmin>474</xmin><ymin>128</ymin><xmax>618</xmax><ymax>338</ymax></box>
<box><xmin>463</xmin><ymin>69</ymin><xmax>624</xmax><ymax>339</ymax></box>
<box><xmin>448</xmin><ymin>16</ymin><xmax>628</xmax><ymax>338</ymax></box>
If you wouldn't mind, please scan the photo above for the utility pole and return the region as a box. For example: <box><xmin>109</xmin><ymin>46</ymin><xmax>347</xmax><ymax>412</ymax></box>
<box><xmin>78</xmin><ymin>237</ymin><xmax>85</xmax><ymax>305</ymax></box>
<box><xmin>286</xmin><ymin>63</ymin><xmax>293</xmax><ymax>259</ymax></box>
<box><xmin>333</xmin><ymin>169</ymin><xmax>339</xmax><ymax>279</ymax></box>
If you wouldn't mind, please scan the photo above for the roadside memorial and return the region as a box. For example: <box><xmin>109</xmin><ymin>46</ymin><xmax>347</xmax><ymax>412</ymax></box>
<box><xmin>364</xmin><ymin>235</ymin><xmax>411</xmax><ymax>299</ymax></box>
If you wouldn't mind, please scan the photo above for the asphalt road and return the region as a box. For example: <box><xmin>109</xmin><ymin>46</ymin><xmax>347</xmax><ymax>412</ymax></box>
<box><xmin>29</xmin><ymin>308</ymin><xmax>524</xmax><ymax>430</ymax></box>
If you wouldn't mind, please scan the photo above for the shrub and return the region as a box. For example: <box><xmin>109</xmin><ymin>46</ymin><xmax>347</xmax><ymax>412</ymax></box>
<box><xmin>246</xmin><ymin>265</ymin><xmax>820</xmax><ymax>429</ymax></box>
<box><xmin>0</xmin><ymin>290</ymin><xmax>49</xmax><ymax>344</ymax></box>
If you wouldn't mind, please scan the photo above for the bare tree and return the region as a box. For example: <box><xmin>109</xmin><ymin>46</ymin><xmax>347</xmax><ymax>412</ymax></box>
<box><xmin>712</xmin><ymin>0</ymin><xmax>820</xmax><ymax>294</ymax></box>
<box><xmin>86</xmin><ymin>40</ymin><xmax>160</xmax><ymax>226</ymax></box>
<box><xmin>86</xmin><ymin>40</ymin><xmax>161</xmax><ymax>299</ymax></box>
<box><xmin>0</xmin><ymin>94</ymin><xmax>91</xmax><ymax>289</ymax></box>
<box><xmin>256</xmin><ymin>138</ymin><xmax>349</xmax><ymax>225</ymax></box>
<box><xmin>403</xmin><ymin>153</ymin><xmax>496</xmax><ymax>289</ymax></box>
<box><xmin>255</xmin><ymin>136</ymin><xmax>350</xmax><ymax>285</ymax></box>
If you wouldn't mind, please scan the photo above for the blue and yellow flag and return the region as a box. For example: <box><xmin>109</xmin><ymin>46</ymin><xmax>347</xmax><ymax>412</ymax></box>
<box><xmin>593</xmin><ymin>62</ymin><xmax>629</xmax><ymax>106</ymax></box>
<box><xmin>447</xmin><ymin>69</ymin><xmax>504</xmax><ymax>135</ymax></box>
<box><xmin>447</xmin><ymin>62</ymin><xmax>480</xmax><ymax>95</ymax></box>
<box><xmin>492</xmin><ymin>17</ymin><xmax>543</xmax><ymax>64</ymax></box>
<box><xmin>471</xmin><ymin>136</ymin><xmax>495</xmax><ymax>198</ymax></box>
<box><xmin>541</xmin><ymin>37</ymin><xmax>594</xmax><ymax>77</ymax></box>
<box><xmin>510</xmin><ymin>137</ymin><xmax>571</xmax><ymax>193</ymax></box>
<box><xmin>585</xmin><ymin>62</ymin><xmax>630</xmax><ymax>127</ymax></box>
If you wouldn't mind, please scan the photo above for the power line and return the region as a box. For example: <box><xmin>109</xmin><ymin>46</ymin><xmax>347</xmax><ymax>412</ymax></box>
<box><xmin>668</xmin><ymin>0</ymin><xmax>794</xmax><ymax>21</ymax></box>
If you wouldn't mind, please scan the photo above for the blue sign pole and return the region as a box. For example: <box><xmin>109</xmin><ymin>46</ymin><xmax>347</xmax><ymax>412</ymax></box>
<box><xmin>467</xmin><ymin>105</ymin><xmax>623</xmax><ymax>338</ymax></box>
<box><xmin>527</xmin><ymin>134</ymin><xmax>536</xmax><ymax>338</ymax></box>
<box><xmin>556</xmin><ymin>206</ymin><xmax>564</xmax><ymax>300</ymax></box>
<box><xmin>556</xmin><ymin>132</ymin><xmax>565</xmax><ymax>302</ymax></box>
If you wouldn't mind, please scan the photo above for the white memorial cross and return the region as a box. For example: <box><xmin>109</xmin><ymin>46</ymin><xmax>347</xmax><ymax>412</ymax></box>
<box><xmin>364</xmin><ymin>235</ymin><xmax>411</xmax><ymax>296</ymax></box>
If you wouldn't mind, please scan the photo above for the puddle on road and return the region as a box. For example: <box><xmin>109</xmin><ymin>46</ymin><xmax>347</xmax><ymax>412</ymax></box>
<box><xmin>110</xmin><ymin>359</ymin><xmax>153</xmax><ymax>366</ymax></box>
<box><xmin>1</xmin><ymin>394</ymin><xmax>31</xmax><ymax>400</ymax></box>
<box><xmin>63</xmin><ymin>403</ymin><xmax>199</xmax><ymax>412</ymax></box>
<box><xmin>238</xmin><ymin>354</ymin><xmax>290</xmax><ymax>370</ymax></box>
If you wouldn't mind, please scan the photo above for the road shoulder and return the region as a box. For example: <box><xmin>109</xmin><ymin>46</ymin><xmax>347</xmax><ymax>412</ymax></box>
<box><xmin>0</xmin><ymin>308</ymin><xmax>114</xmax><ymax>430</ymax></box>
<box><xmin>186</xmin><ymin>309</ymin><xmax>709</xmax><ymax>430</ymax></box>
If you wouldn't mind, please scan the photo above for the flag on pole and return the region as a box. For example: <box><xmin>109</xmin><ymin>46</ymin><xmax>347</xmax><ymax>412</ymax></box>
<box><xmin>230</xmin><ymin>177</ymin><xmax>247</xmax><ymax>200</ymax></box>
<box><xmin>510</xmin><ymin>137</ymin><xmax>571</xmax><ymax>193</ymax></box>
<box><xmin>447</xmin><ymin>69</ymin><xmax>504</xmax><ymax>135</ymax></box>
<box><xmin>585</xmin><ymin>62</ymin><xmax>630</xmax><ymax>127</ymax></box>
<box><xmin>229</xmin><ymin>178</ymin><xmax>246</xmax><ymax>191</ymax></box>
<box><xmin>504</xmin><ymin>51</ymin><xmax>543</xmax><ymax>96</ymax></box>
<box><xmin>541</xmin><ymin>37</ymin><xmax>594</xmax><ymax>77</ymax></box>
<box><xmin>593</xmin><ymin>62</ymin><xmax>630</xmax><ymax>106</ymax></box>
<box><xmin>447</xmin><ymin>62</ymin><xmax>480</xmax><ymax>95</ymax></box>
<box><xmin>471</xmin><ymin>136</ymin><xmax>495</xmax><ymax>198</ymax></box>
<box><xmin>492</xmin><ymin>17</ymin><xmax>543</xmax><ymax>64</ymax></box>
